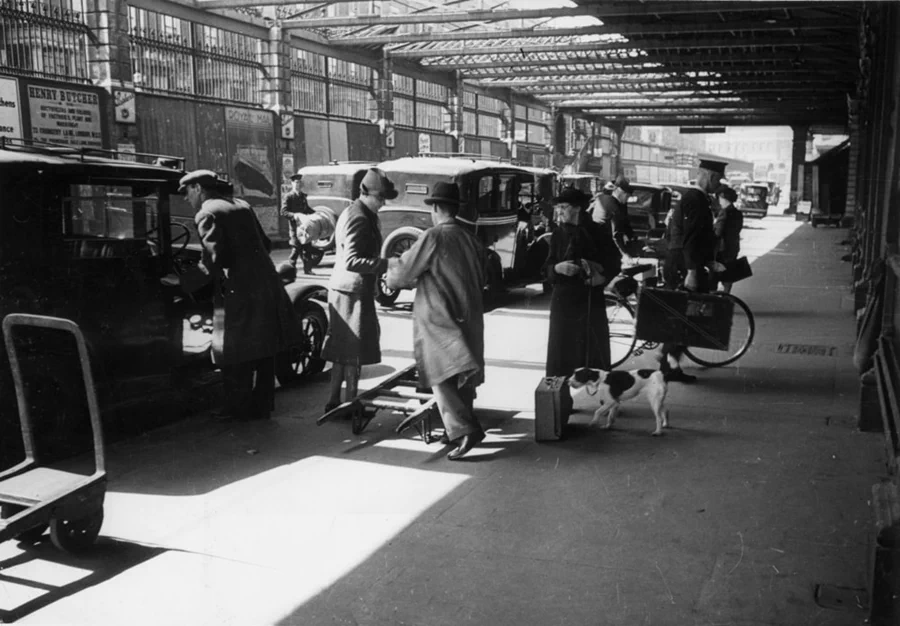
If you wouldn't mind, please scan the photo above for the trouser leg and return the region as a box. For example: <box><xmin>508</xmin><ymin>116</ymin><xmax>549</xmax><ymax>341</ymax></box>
<box><xmin>222</xmin><ymin>362</ymin><xmax>253</xmax><ymax>417</ymax></box>
<box><xmin>433</xmin><ymin>377</ymin><xmax>483</xmax><ymax>443</ymax></box>
<box><xmin>251</xmin><ymin>356</ymin><xmax>276</xmax><ymax>418</ymax></box>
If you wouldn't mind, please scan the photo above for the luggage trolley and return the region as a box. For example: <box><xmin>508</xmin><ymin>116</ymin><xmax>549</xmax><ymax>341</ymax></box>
<box><xmin>0</xmin><ymin>314</ymin><xmax>107</xmax><ymax>554</ymax></box>
<box><xmin>316</xmin><ymin>364</ymin><xmax>441</xmax><ymax>442</ymax></box>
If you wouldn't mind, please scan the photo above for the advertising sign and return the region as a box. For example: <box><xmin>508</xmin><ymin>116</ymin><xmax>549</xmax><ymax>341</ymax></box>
<box><xmin>417</xmin><ymin>132</ymin><xmax>431</xmax><ymax>154</ymax></box>
<box><xmin>114</xmin><ymin>89</ymin><xmax>136</xmax><ymax>124</ymax></box>
<box><xmin>281</xmin><ymin>113</ymin><xmax>295</xmax><ymax>140</ymax></box>
<box><xmin>0</xmin><ymin>78</ymin><xmax>22</xmax><ymax>140</ymax></box>
<box><xmin>225</xmin><ymin>107</ymin><xmax>279</xmax><ymax>236</ymax></box>
<box><xmin>27</xmin><ymin>84</ymin><xmax>102</xmax><ymax>147</ymax></box>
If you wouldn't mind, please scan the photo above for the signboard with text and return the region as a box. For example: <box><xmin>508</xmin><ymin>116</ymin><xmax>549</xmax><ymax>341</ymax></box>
<box><xmin>0</xmin><ymin>77</ymin><xmax>22</xmax><ymax>140</ymax></box>
<box><xmin>225</xmin><ymin>107</ymin><xmax>279</xmax><ymax>237</ymax></box>
<box><xmin>26</xmin><ymin>83</ymin><xmax>103</xmax><ymax>147</ymax></box>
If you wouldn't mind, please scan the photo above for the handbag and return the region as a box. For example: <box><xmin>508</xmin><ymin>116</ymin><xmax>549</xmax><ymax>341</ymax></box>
<box><xmin>714</xmin><ymin>256</ymin><xmax>752</xmax><ymax>283</ymax></box>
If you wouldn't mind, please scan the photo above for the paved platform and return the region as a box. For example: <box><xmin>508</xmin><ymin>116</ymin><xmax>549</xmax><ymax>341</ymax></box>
<box><xmin>4</xmin><ymin>213</ymin><xmax>884</xmax><ymax>625</ymax></box>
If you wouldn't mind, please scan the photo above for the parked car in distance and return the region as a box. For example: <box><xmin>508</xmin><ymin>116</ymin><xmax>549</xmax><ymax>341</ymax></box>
<box><xmin>739</xmin><ymin>182</ymin><xmax>770</xmax><ymax>218</ymax></box>
<box><xmin>0</xmin><ymin>139</ymin><xmax>328</xmax><ymax>465</ymax></box>
<box><xmin>559</xmin><ymin>172</ymin><xmax>604</xmax><ymax>197</ymax></box>
<box><xmin>293</xmin><ymin>162</ymin><xmax>376</xmax><ymax>267</ymax></box>
<box><xmin>374</xmin><ymin>156</ymin><xmax>546</xmax><ymax>305</ymax></box>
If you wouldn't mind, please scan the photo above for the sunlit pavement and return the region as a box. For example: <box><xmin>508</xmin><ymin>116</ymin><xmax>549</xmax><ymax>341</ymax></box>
<box><xmin>9</xmin><ymin>209</ymin><xmax>882</xmax><ymax>626</ymax></box>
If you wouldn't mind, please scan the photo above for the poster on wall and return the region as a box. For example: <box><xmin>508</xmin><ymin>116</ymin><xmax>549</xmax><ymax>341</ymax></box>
<box><xmin>26</xmin><ymin>83</ymin><xmax>103</xmax><ymax>147</ymax></box>
<box><xmin>225</xmin><ymin>107</ymin><xmax>279</xmax><ymax>237</ymax></box>
<box><xmin>281</xmin><ymin>153</ymin><xmax>294</xmax><ymax>198</ymax></box>
<box><xmin>0</xmin><ymin>77</ymin><xmax>23</xmax><ymax>140</ymax></box>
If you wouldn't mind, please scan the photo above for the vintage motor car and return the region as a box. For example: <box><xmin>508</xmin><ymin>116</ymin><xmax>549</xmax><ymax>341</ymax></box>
<box><xmin>625</xmin><ymin>182</ymin><xmax>671</xmax><ymax>259</ymax></box>
<box><xmin>739</xmin><ymin>182</ymin><xmax>770</xmax><ymax>218</ymax></box>
<box><xmin>558</xmin><ymin>172</ymin><xmax>603</xmax><ymax>197</ymax></box>
<box><xmin>0</xmin><ymin>139</ymin><xmax>328</xmax><ymax>465</ymax></box>
<box><xmin>292</xmin><ymin>161</ymin><xmax>376</xmax><ymax>268</ymax></box>
<box><xmin>374</xmin><ymin>156</ymin><xmax>546</xmax><ymax>305</ymax></box>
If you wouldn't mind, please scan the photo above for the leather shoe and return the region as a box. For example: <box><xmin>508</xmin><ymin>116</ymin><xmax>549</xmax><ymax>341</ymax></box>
<box><xmin>666</xmin><ymin>369</ymin><xmax>697</xmax><ymax>384</ymax></box>
<box><xmin>438</xmin><ymin>432</ymin><xmax>451</xmax><ymax>445</ymax></box>
<box><xmin>447</xmin><ymin>431</ymin><xmax>485</xmax><ymax>461</ymax></box>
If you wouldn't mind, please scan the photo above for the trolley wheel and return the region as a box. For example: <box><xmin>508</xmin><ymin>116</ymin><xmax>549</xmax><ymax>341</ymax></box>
<box><xmin>0</xmin><ymin>504</ymin><xmax>47</xmax><ymax>544</ymax></box>
<box><xmin>683</xmin><ymin>292</ymin><xmax>755</xmax><ymax>367</ymax></box>
<box><xmin>50</xmin><ymin>509</ymin><xmax>104</xmax><ymax>554</ymax></box>
<box><xmin>606</xmin><ymin>294</ymin><xmax>637</xmax><ymax>369</ymax></box>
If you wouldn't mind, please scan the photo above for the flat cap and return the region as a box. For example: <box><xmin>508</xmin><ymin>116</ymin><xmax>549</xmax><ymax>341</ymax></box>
<box><xmin>290</xmin><ymin>171</ymin><xmax>303</xmax><ymax>181</ymax></box>
<box><xmin>552</xmin><ymin>185</ymin><xmax>591</xmax><ymax>208</ymax></box>
<box><xmin>178</xmin><ymin>169</ymin><xmax>219</xmax><ymax>193</ymax></box>
<box><xmin>698</xmin><ymin>159</ymin><xmax>728</xmax><ymax>175</ymax></box>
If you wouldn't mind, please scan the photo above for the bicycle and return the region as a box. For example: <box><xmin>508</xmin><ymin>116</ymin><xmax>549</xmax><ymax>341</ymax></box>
<box><xmin>605</xmin><ymin>264</ymin><xmax>755</xmax><ymax>369</ymax></box>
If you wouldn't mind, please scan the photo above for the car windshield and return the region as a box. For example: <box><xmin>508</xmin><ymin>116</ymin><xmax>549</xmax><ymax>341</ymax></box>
<box><xmin>64</xmin><ymin>184</ymin><xmax>159</xmax><ymax>241</ymax></box>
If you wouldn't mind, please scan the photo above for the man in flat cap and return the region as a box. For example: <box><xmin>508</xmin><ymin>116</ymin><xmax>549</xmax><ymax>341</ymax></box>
<box><xmin>180</xmin><ymin>169</ymin><xmax>301</xmax><ymax>420</ymax></box>
<box><xmin>659</xmin><ymin>158</ymin><xmax>727</xmax><ymax>383</ymax></box>
<box><xmin>385</xmin><ymin>181</ymin><xmax>488</xmax><ymax>461</ymax></box>
<box><xmin>321</xmin><ymin>167</ymin><xmax>397</xmax><ymax>413</ymax></box>
<box><xmin>281</xmin><ymin>171</ymin><xmax>316</xmax><ymax>275</ymax></box>
<box><xmin>590</xmin><ymin>173</ymin><xmax>636</xmax><ymax>260</ymax></box>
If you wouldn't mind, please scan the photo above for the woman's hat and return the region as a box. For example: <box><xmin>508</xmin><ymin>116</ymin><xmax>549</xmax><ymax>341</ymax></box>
<box><xmin>717</xmin><ymin>185</ymin><xmax>738</xmax><ymax>202</ymax></box>
<box><xmin>360</xmin><ymin>168</ymin><xmax>399</xmax><ymax>200</ymax></box>
<box><xmin>424</xmin><ymin>181</ymin><xmax>460</xmax><ymax>206</ymax></box>
<box><xmin>612</xmin><ymin>174</ymin><xmax>633</xmax><ymax>194</ymax></box>
<box><xmin>552</xmin><ymin>186</ymin><xmax>591</xmax><ymax>208</ymax></box>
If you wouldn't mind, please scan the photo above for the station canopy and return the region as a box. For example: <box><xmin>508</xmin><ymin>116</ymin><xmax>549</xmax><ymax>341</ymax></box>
<box><xmin>198</xmin><ymin>0</ymin><xmax>861</xmax><ymax>131</ymax></box>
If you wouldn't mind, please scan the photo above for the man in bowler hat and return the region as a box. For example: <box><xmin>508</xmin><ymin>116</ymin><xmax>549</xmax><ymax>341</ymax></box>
<box><xmin>180</xmin><ymin>169</ymin><xmax>300</xmax><ymax>420</ymax></box>
<box><xmin>385</xmin><ymin>181</ymin><xmax>488</xmax><ymax>461</ymax></box>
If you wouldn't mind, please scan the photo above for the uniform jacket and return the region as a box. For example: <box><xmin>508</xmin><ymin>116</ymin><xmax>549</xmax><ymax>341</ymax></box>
<box><xmin>385</xmin><ymin>220</ymin><xmax>487</xmax><ymax>387</ymax></box>
<box><xmin>714</xmin><ymin>203</ymin><xmax>743</xmax><ymax>262</ymax></box>
<box><xmin>329</xmin><ymin>199</ymin><xmax>386</xmax><ymax>295</ymax></box>
<box><xmin>281</xmin><ymin>189</ymin><xmax>311</xmax><ymax>215</ymax></box>
<box><xmin>679</xmin><ymin>187</ymin><xmax>717</xmax><ymax>271</ymax></box>
<box><xmin>195</xmin><ymin>196</ymin><xmax>301</xmax><ymax>365</ymax></box>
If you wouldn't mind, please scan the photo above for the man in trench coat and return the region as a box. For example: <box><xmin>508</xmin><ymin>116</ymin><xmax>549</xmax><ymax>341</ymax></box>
<box><xmin>385</xmin><ymin>181</ymin><xmax>488</xmax><ymax>461</ymax></box>
<box><xmin>181</xmin><ymin>169</ymin><xmax>301</xmax><ymax>420</ymax></box>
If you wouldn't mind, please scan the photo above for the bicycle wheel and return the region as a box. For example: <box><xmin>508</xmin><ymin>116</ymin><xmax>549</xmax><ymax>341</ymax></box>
<box><xmin>606</xmin><ymin>294</ymin><xmax>637</xmax><ymax>369</ymax></box>
<box><xmin>684</xmin><ymin>292</ymin><xmax>754</xmax><ymax>367</ymax></box>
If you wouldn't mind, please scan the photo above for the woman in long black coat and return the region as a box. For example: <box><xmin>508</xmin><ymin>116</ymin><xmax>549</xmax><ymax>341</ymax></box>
<box><xmin>545</xmin><ymin>187</ymin><xmax>619</xmax><ymax>377</ymax></box>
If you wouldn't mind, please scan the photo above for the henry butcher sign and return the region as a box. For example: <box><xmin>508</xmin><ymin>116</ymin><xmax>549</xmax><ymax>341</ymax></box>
<box><xmin>27</xmin><ymin>84</ymin><xmax>103</xmax><ymax>148</ymax></box>
<box><xmin>0</xmin><ymin>77</ymin><xmax>22</xmax><ymax>140</ymax></box>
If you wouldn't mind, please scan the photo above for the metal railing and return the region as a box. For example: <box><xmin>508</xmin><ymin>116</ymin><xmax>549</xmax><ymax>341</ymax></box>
<box><xmin>0</xmin><ymin>0</ymin><xmax>90</xmax><ymax>82</ymax></box>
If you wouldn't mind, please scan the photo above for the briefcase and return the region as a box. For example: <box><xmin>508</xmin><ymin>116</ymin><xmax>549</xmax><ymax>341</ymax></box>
<box><xmin>714</xmin><ymin>256</ymin><xmax>753</xmax><ymax>283</ymax></box>
<box><xmin>534</xmin><ymin>376</ymin><xmax>573</xmax><ymax>442</ymax></box>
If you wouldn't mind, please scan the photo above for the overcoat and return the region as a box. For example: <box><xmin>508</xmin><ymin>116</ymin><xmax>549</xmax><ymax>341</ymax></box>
<box><xmin>544</xmin><ymin>223</ymin><xmax>611</xmax><ymax>377</ymax></box>
<box><xmin>195</xmin><ymin>197</ymin><xmax>300</xmax><ymax>365</ymax></box>
<box><xmin>322</xmin><ymin>199</ymin><xmax>386</xmax><ymax>365</ymax></box>
<box><xmin>714</xmin><ymin>203</ymin><xmax>744</xmax><ymax>263</ymax></box>
<box><xmin>385</xmin><ymin>221</ymin><xmax>487</xmax><ymax>387</ymax></box>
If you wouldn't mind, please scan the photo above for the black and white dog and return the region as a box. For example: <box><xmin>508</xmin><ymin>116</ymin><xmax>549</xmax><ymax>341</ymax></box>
<box><xmin>567</xmin><ymin>367</ymin><xmax>670</xmax><ymax>436</ymax></box>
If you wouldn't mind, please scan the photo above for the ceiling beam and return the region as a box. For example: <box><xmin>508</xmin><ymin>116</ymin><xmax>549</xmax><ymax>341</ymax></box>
<box><xmin>417</xmin><ymin>37</ymin><xmax>847</xmax><ymax>68</ymax></box>
<box><xmin>281</xmin><ymin>6</ymin><xmax>600</xmax><ymax>28</ymax></box>
<box><xmin>390</xmin><ymin>36</ymin><xmax>855</xmax><ymax>59</ymax></box>
<box><xmin>478</xmin><ymin>75</ymin><xmax>847</xmax><ymax>88</ymax></box>
<box><xmin>198</xmin><ymin>0</ymin><xmax>363</xmax><ymax>8</ymax></box>
<box><xmin>549</xmin><ymin>99</ymin><xmax>843</xmax><ymax>109</ymax></box>
<box><xmin>460</xmin><ymin>66</ymin><xmax>848</xmax><ymax>81</ymax></box>
<box><xmin>275</xmin><ymin>2</ymin><xmax>819</xmax><ymax>27</ymax></box>
<box><xmin>323</xmin><ymin>18</ymin><xmax>854</xmax><ymax>45</ymax></box>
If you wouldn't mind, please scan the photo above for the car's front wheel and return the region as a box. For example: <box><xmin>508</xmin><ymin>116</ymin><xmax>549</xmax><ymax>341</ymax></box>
<box><xmin>377</xmin><ymin>228</ymin><xmax>422</xmax><ymax>307</ymax></box>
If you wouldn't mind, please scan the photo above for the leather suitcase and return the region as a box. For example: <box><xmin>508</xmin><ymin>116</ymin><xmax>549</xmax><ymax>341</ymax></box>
<box><xmin>534</xmin><ymin>376</ymin><xmax>573</xmax><ymax>442</ymax></box>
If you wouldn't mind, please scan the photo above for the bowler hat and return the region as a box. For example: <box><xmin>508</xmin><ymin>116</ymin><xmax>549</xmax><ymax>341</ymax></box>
<box><xmin>360</xmin><ymin>168</ymin><xmax>399</xmax><ymax>200</ymax></box>
<box><xmin>612</xmin><ymin>174</ymin><xmax>633</xmax><ymax>194</ymax></box>
<box><xmin>290</xmin><ymin>171</ymin><xmax>303</xmax><ymax>181</ymax></box>
<box><xmin>424</xmin><ymin>181</ymin><xmax>460</xmax><ymax>206</ymax></box>
<box><xmin>178</xmin><ymin>169</ymin><xmax>219</xmax><ymax>193</ymax></box>
<box><xmin>698</xmin><ymin>159</ymin><xmax>728</xmax><ymax>175</ymax></box>
<box><xmin>552</xmin><ymin>186</ymin><xmax>591</xmax><ymax>208</ymax></box>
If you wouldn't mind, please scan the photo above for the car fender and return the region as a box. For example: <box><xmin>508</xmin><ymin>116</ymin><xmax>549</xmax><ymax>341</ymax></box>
<box><xmin>284</xmin><ymin>281</ymin><xmax>328</xmax><ymax>312</ymax></box>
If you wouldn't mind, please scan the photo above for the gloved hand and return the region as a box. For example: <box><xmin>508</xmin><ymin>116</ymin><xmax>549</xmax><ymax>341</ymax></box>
<box><xmin>554</xmin><ymin>261</ymin><xmax>581</xmax><ymax>276</ymax></box>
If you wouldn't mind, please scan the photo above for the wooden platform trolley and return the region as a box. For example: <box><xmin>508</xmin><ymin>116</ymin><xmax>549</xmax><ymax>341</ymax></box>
<box><xmin>316</xmin><ymin>364</ymin><xmax>442</xmax><ymax>442</ymax></box>
<box><xmin>0</xmin><ymin>314</ymin><xmax>107</xmax><ymax>554</ymax></box>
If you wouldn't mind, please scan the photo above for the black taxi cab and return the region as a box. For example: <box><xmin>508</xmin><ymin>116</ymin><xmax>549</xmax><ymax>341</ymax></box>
<box><xmin>0</xmin><ymin>139</ymin><xmax>327</xmax><ymax>464</ymax></box>
<box><xmin>374</xmin><ymin>156</ymin><xmax>545</xmax><ymax>305</ymax></box>
<box><xmin>293</xmin><ymin>162</ymin><xmax>376</xmax><ymax>267</ymax></box>
<box><xmin>739</xmin><ymin>182</ymin><xmax>770</xmax><ymax>219</ymax></box>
